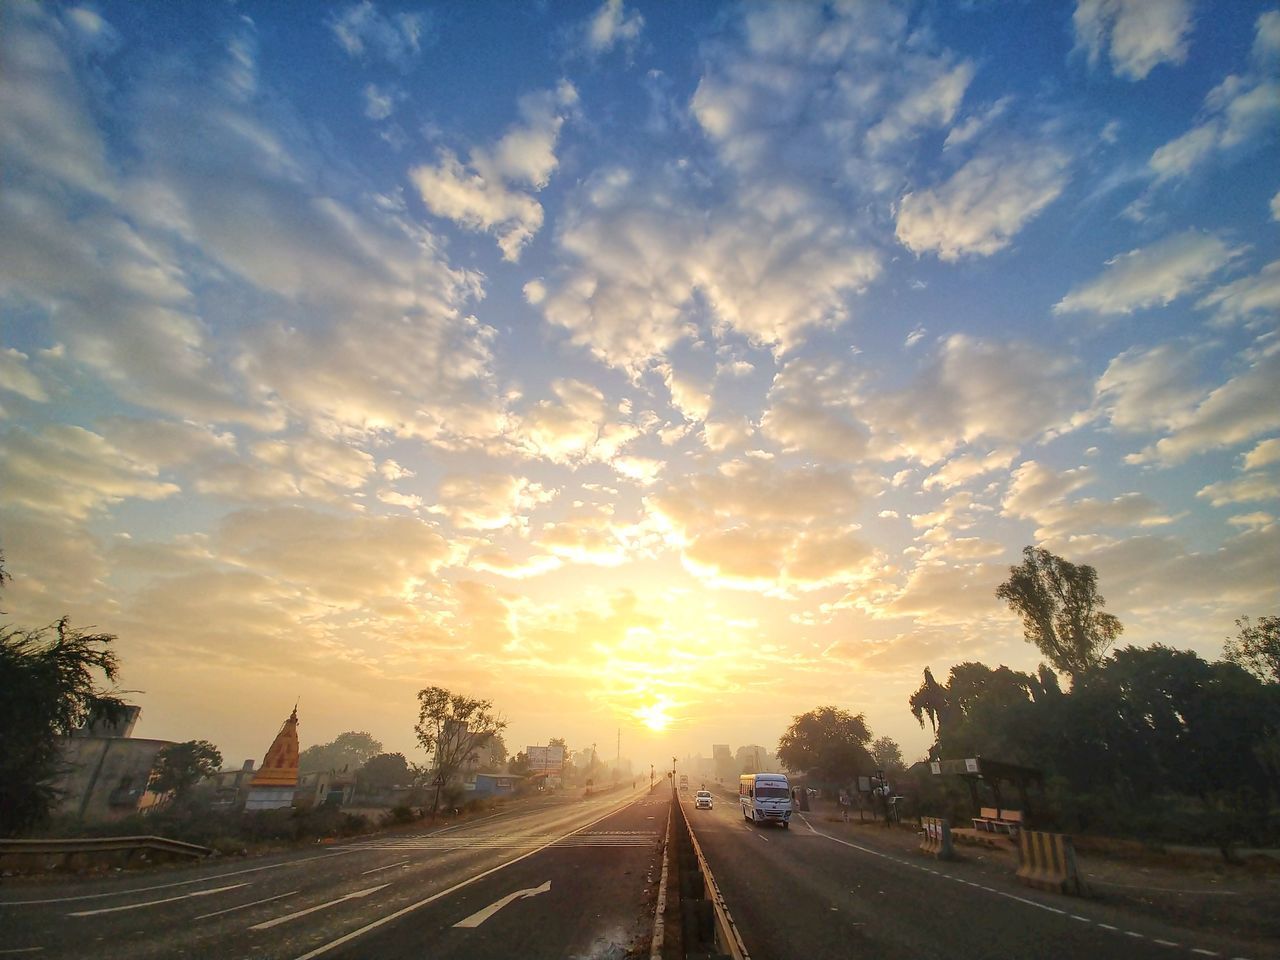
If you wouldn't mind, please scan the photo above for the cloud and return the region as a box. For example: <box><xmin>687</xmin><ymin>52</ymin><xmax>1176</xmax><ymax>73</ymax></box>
<box><xmin>1242</xmin><ymin>438</ymin><xmax>1280</xmax><ymax>471</ymax></box>
<box><xmin>1196</xmin><ymin>259</ymin><xmax>1280</xmax><ymax>327</ymax></box>
<box><xmin>922</xmin><ymin>447</ymin><xmax>1019</xmax><ymax>490</ymax></box>
<box><xmin>1129</xmin><ymin>349</ymin><xmax>1280</xmax><ymax>464</ymax></box>
<box><xmin>759</xmin><ymin>358</ymin><xmax>869</xmax><ymax>462</ymax></box>
<box><xmin>585</xmin><ymin>0</ymin><xmax>644</xmax><ymax>55</ymax></box>
<box><xmin>410</xmin><ymin>83</ymin><xmax>576</xmax><ymax>260</ymax></box>
<box><xmin>896</xmin><ymin>142</ymin><xmax>1070</xmax><ymax>260</ymax></box>
<box><xmin>862</xmin><ymin>335</ymin><xmax>1087</xmax><ymax>464</ymax></box>
<box><xmin>1144</xmin><ymin>12</ymin><xmax>1280</xmax><ymax>185</ymax></box>
<box><xmin>0</xmin><ymin>425</ymin><xmax>180</xmax><ymax>520</ymax></box>
<box><xmin>1003</xmin><ymin>460</ymin><xmax>1095</xmax><ymax>518</ymax></box>
<box><xmin>328</xmin><ymin>2</ymin><xmax>427</xmax><ymax>67</ymax></box>
<box><xmin>507</xmin><ymin>378</ymin><xmax>641</xmax><ymax>466</ymax></box>
<box><xmin>1093</xmin><ymin>342</ymin><xmax>1209</xmax><ymax>432</ymax></box>
<box><xmin>1054</xmin><ymin>230</ymin><xmax>1244</xmax><ymax>317</ymax></box>
<box><xmin>1197</xmin><ymin>472</ymin><xmax>1280</xmax><ymax>507</ymax></box>
<box><xmin>0</xmin><ymin>348</ymin><xmax>49</xmax><ymax>402</ymax></box>
<box><xmin>363</xmin><ymin>83</ymin><xmax>398</xmax><ymax>120</ymax></box>
<box><xmin>429</xmin><ymin>474</ymin><xmax>552</xmax><ymax>531</ymax></box>
<box><xmin>1072</xmin><ymin>0</ymin><xmax>1193</xmax><ymax>80</ymax></box>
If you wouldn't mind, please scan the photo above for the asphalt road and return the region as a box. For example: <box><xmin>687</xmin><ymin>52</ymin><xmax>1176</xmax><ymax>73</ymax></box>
<box><xmin>682</xmin><ymin>786</ymin><xmax>1265</xmax><ymax>960</ymax></box>
<box><xmin>0</xmin><ymin>786</ymin><xmax>666</xmax><ymax>960</ymax></box>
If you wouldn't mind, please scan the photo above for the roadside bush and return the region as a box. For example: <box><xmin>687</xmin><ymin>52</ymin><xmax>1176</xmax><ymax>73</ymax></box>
<box><xmin>382</xmin><ymin>805</ymin><xmax>416</xmax><ymax>826</ymax></box>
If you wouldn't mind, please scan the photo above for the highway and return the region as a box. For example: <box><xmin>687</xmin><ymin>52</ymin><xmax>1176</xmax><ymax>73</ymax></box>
<box><xmin>682</xmin><ymin>785</ymin><xmax>1265</xmax><ymax>960</ymax></box>
<box><xmin>0</xmin><ymin>786</ymin><xmax>665</xmax><ymax>960</ymax></box>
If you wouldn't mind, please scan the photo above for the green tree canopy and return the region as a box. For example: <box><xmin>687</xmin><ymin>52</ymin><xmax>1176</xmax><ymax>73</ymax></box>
<box><xmin>997</xmin><ymin>546</ymin><xmax>1123</xmax><ymax>681</ymax></box>
<box><xmin>414</xmin><ymin>686</ymin><xmax>506</xmax><ymax>814</ymax></box>
<box><xmin>776</xmin><ymin>706</ymin><xmax>874</xmax><ymax>784</ymax></box>
<box><xmin>869</xmin><ymin>736</ymin><xmax>906</xmax><ymax>775</ymax></box>
<box><xmin>1224</xmin><ymin>615</ymin><xmax>1279</xmax><ymax>684</ymax></box>
<box><xmin>0</xmin><ymin>613</ymin><xmax>129</xmax><ymax>836</ymax></box>
<box><xmin>149</xmin><ymin>740</ymin><xmax>223</xmax><ymax>799</ymax></box>
<box><xmin>298</xmin><ymin>731</ymin><xmax>383</xmax><ymax>773</ymax></box>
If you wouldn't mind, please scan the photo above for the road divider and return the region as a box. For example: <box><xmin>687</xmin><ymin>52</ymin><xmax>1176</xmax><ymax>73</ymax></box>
<box><xmin>1016</xmin><ymin>830</ymin><xmax>1089</xmax><ymax>897</ymax></box>
<box><xmin>919</xmin><ymin>817</ymin><xmax>954</xmax><ymax>860</ymax></box>
<box><xmin>672</xmin><ymin>790</ymin><xmax>749</xmax><ymax>960</ymax></box>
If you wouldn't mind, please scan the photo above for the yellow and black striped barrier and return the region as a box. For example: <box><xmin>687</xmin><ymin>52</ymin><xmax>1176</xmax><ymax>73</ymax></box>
<box><xmin>1016</xmin><ymin>829</ymin><xmax>1089</xmax><ymax>896</ymax></box>
<box><xmin>919</xmin><ymin>816</ymin><xmax>954</xmax><ymax>860</ymax></box>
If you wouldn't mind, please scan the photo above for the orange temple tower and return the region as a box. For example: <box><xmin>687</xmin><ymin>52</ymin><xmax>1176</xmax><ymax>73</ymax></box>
<box><xmin>244</xmin><ymin>705</ymin><xmax>300</xmax><ymax>811</ymax></box>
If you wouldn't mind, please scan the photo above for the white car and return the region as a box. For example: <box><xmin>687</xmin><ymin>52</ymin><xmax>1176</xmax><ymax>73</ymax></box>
<box><xmin>695</xmin><ymin>790</ymin><xmax>713</xmax><ymax>809</ymax></box>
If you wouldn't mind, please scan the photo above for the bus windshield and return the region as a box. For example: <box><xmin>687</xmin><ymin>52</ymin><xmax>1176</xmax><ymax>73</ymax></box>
<box><xmin>756</xmin><ymin>786</ymin><xmax>789</xmax><ymax>799</ymax></box>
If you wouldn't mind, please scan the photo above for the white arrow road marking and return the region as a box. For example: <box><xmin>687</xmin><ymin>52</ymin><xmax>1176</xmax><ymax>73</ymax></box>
<box><xmin>453</xmin><ymin>881</ymin><xmax>552</xmax><ymax>929</ymax></box>
<box><xmin>68</xmin><ymin>883</ymin><xmax>250</xmax><ymax>917</ymax></box>
<box><xmin>250</xmin><ymin>885</ymin><xmax>389</xmax><ymax>931</ymax></box>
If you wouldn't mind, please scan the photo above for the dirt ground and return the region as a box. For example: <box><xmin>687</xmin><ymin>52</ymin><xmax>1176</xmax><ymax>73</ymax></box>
<box><xmin>803</xmin><ymin>798</ymin><xmax>1280</xmax><ymax>946</ymax></box>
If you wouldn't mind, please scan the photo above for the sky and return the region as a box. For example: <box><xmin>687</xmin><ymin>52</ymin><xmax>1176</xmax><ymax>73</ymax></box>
<box><xmin>1</xmin><ymin>0</ymin><xmax>1277</xmax><ymax>773</ymax></box>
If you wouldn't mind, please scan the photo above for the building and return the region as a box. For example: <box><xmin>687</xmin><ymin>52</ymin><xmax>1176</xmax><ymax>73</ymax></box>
<box><xmin>471</xmin><ymin>773</ymin><xmax>518</xmax><ymax>798</ymax></box>
<box><xmin>298</xmin><ymin>768</ymin><xmax>357</xmax><ymax>808</ymax></box>
<box><xmin>51</xmin><ymin>706</ymin><xmax>175</xmax><ymax>823</ymax></box>
<box><xmin>210</xmin><ymin>759</ymin><xmax>257</xmax><ymax>810</ymax></box>
<box><xmin>244</xmin><ymin>706</ymin><xmax>300</xmax><ymax>811</ymax></box>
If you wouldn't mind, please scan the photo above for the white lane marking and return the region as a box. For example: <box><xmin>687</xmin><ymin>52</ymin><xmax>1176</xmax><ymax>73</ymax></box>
<box><xmin>1190</xmin><ymin>952</ymin><xmax>1219</xmax><ymax>957</ymax></box>
<box><xmin>453</xmin><ymin>880</ymin><xmax>551</xmax><ymax>928</ymax></box>
<box><xmin>1098</xmin><ymin>924</ymin><xmax>1119</xmax><ymax>931</ymax></box>
<box><xmin>290</xmin><ymin>792</ymin><xmax>651</xmax><ymax>960</ymax></box>
<box><xmin>1071</xmin><ymin>915</ymin><xmax>1091</xmax><ymax>923</ymax></box>
<box><xmin>1125</xmin><ymin>931</ymin><xmax>1145</xmax><ymax>938</ymax></box>
<box><xmin>360</xmin><ymin>860</ymin><xmax>410</xmax><ymax>876</ymax></box>
<box><xmin>0</xmin><ymin>950</ymin><xmax>44</xmax><ymax>955</ymax></box>
<box><xmin>1154</xmin><ymin>941</ymin><xmax>1180</xmax><ymax>948</ymax></box>
<box><xmin>194</xmin><ymin>890</ymin><xmax>300</xmax><ymax>921</ymax></box>
<box><xmin>757</xmin><ymin>834</ymin><xmax>769</xmax><ymax>843</ymax></box>
<box><xmin>68</xmin><ymin>883</ymin><xmax>250</xmax><ymax>917</ymax></box>
<box><xmin>250</xmin><ymin>884</ymin><xmax>389</xmax><ymax>931</ymax></box>
<box><xmin>1</xmin><ymin>852</ymin><xmax>352</xmax><ymax>906</ymax></box>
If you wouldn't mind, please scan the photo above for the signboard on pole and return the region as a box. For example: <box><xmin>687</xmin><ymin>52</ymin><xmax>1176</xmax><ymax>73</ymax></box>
<box><xmin>526</xmin><ymin>744</ymin><xmax>565</xmax><ymax>773</ymax></box>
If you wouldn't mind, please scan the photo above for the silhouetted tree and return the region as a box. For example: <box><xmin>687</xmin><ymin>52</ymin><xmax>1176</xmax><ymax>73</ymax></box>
<box><xmin>1224</xmin><ymin>615</ymin><xmax>1280</xmax><ymax>684</ymax></box>
<box><xmin>869</xmin><ymin>737</ymin><xmax>906</xmax><ymax>775</ymax></box>
<box><xmin>777</xmin><ymin>706</ymin><xmax>874</xmax><ymax>784</ymax></box>
<box><xmin>997</xmin><ymin>546</ymin><xmax>1123</xmax><ymax>682</ymax></box>
<box><xmin>414</xmin><ymin>686</ymin><xmax>506</xmax><ymax>815</ymax></box>
<box><xmin>299</xmin><ymin>731</ymin><xmax>383</xmax><ymax>774</ymax></box>
<box><xmin>357</xmin><ymin>752</ymin><xmax>410</xmax><ymax>792</ymax></box>
<box><xmin>508</xmin><ymin>751</ymin><xmax>531</xmax><ymax>777</ymax></box>
<box><xmin>149</xmin><ymin>740</ymin><xmax>223</xmax><ymax>801</ymax></box>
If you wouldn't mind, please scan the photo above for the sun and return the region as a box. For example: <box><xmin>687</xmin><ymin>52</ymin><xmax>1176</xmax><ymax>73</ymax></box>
<box><xmin>636</xmin><ymin>700</ymin><xmax>672</xmax><ymax>732</ymax></box>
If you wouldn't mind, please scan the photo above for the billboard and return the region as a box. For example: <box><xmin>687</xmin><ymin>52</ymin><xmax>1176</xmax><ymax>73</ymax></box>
<box><xmin>526</xmin><ymin>744</ymin><xmax>565</xmax><ymax>773</ymax></box>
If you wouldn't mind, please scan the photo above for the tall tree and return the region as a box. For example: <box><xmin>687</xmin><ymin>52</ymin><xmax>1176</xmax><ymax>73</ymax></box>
<box><xmin>0</xmin><ymin>617</ymin><xmax>129</xmax><ymax>835</ymax></box>
<box><xmin>414</xmin><ymin>686</ymin><xmax>506</xmax><ymax>815</ymax></box>
<box><xmin>776</xmin><ymin>706</ymin><xmax>874</xmax><ymax>785</ymax></box>
<box><xmin>1224</xmin><ymin>616</ymin><xmax>1280</xmax><ymax>684</ymax></box>
<box><xmin>298</xmin><ymin>731</ymin><xmax>383</xmax><ymax>773</ymax></box>
<box><xmin>357</xmin><ymin>752</ymin><xmax>411</xmax><ymax>792</ymax></box>
<box><xmin>869</xmin><ymin>737</ymin><xmax>905</xmax><ymax>774</ymax></box>
<box><xmin>148</xmin><ymin>740</ymin><xmax>223</xmax><ymax>801</ymax></box>
<box><xmin>997</xmin><ymin>546</ymin><xmax>1123</xmax><ymax>681</ymax></box>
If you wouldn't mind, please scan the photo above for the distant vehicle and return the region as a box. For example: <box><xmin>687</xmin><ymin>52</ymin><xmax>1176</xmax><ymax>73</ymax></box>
<box><xmin>679</xmin><ymin>774</ymin><xmax>689</xmax><ymax>791</ymax></box>
<box><xmin>695</xmin><ymin>790</ymin><xmax>713</xmax><ymax>809</ymax></box>
<box><xmin>739</xmin><ymin>773</ymin><xmax>792</xmax><ymax>828</ymax></box>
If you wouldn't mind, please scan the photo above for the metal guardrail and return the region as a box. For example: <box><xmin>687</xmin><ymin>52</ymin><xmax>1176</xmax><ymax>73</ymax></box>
<box><xmin>0</xmin><ymin>835</ymin><xmax>213</xmax><ymax>869</ymax></box>
<box><xmin>673</xmin><ymin>789</ymin><xmax>750</xmax><ymax>960</ymax></box>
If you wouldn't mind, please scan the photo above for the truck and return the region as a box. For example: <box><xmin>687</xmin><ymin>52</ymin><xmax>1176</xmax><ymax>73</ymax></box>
<box><xmin>739</xmin><ymin>772</ymin><xmax>792</xmax><ymax>828</ymax></box>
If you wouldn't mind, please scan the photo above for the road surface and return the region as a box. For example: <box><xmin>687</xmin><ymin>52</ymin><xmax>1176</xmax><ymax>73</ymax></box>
<box><xmin>0</xmin><ymin>786</ymin><xmax>665</xmax><ymax>960</ymax></box>
<box><xmin>682</xmin><ymin>786</ymin><xmax>1265</xmax><ymax>960</ymax></box>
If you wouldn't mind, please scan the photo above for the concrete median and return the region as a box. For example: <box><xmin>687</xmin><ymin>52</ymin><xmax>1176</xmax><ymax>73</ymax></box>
<box><xmin>1016</xmin><ymin>829</ymin><xmax>1089</xmax><ymax>896</ymax></box>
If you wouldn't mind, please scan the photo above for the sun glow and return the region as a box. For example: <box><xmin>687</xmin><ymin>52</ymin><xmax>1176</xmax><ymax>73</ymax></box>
<box><xmin>636</xmin><ymin>699</ymin><xmax>673</xmax><ymax>732</ymax></box>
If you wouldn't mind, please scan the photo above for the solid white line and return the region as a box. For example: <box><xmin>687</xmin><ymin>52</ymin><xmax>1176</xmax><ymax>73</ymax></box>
<box><xmin>452</xmin><ymin>880</ymin><xmax>550</xmax><ymax>928</ymax></box>
<box><xmin>193</xmin><ymin>890</ymin><xmax>300</xmax><ymax>921</ymax></box>
<box><xmin>360</xmin><ymin>860</ymin><xmax>410</xmax><ymax>876</ymax></box>
<box><xmin>250</xmin><ymin>884</ymin><xmax>389</xmax><ymax>931</ymax></box>
<box><xmin>68</xmin><ymin>883</ymin><xmax>249</xmax><ymax>917</ymax></box>
<box><xmin>0</xmin><ymin>852</ymin><xmax>352</xmax><ymax>906</ymax></box>
<box><xmin>290</xmin><ymin>792</ymin><xmax>648</xmax><ymax>960</ymax></box>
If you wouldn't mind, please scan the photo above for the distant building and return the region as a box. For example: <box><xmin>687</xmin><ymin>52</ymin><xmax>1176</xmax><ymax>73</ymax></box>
<box><xmin>712</xmin><ymin>744</ymin><xmax>735</xmax><ymax>782</ymax></box>
<box><xmin>298</xmin><ymin>767</ymin><xmax>356</xmax><ymax>808</ymax></box>
<box><xmin>210</xmin><ymin>760</ymin><xmax>256</xmax><ymax>810</ymax></box>
<box><xmin>471</xmin><ymin>773</ymin><xmax>517</xmax><ymax>798</ymax></box>
<box><xmin>51</xmin><ymin>706</ymin><xmax>175</xmax><ymax>823</ymax></box>
<box><xmin>244</xmin><ymin>707</ymin><xmax>300</xmax><ymax>811</ymax></box>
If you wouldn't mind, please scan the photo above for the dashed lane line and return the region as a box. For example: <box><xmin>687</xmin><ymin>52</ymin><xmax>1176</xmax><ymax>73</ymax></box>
<box><xmin>795</xmin><ymin>814</ymin><xmax>1254</xmax><ymax>960</ymax></box>
<box><xmin>193</xmin><ymin>890</ymin><xmax>300</xmax><ymax>921</ymax></box>
<box><xmin>67</xmin><ymin>882</ymin><xmax>250</xmax><ymax>917</ymax></box>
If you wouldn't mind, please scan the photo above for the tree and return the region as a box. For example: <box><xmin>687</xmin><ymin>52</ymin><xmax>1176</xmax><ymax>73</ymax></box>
<box><xmin>997</xmin><ymin>546</ymin><xmax>1123</xmax><ymax>682</ymax></box>
<box><xmin>414</xmin><ymin>686</ymin><xmax>506</xmax><ymax>815</ymax></box>
<box><xmin>869</xmin><ymin>737</ymin><xmax>905</xmax><ymax>775</ymax></box>
<box><xmin>1224</xmin><ymin>616</ymin><xmax>1280</xmax><ymax>684</ymax></box>
<box><xmin>0</xmin><ymin>617</ymin><xmax>129</xmax><ymax>836</ymax></box>
<box><xmin>298</xmin><ymin>731</ymin><xmax>383</xmax><ymax>774</ymax></box>
<box><xmin>357</xmin><ymin>752</ymin><xmax>410</xmax><ymax>792</ymax></box>
<box><xmin>508</xmin><ymin>751</ymin><xmax>531</xmax><ymax>777</ymax></box>
<box><xmin>148</xmin><ymin>740</ymin><xmax>223</xmax><ymax>801</ymax></box>
<box><xmin>776</xmin><ymin>706</ymin><xmax>874</xmax><ymax>785</ymax></box>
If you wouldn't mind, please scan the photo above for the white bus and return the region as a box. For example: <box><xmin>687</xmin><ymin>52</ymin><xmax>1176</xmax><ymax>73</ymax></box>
<box><xmin>739</xmin><ymin>773</ymin><xmax>792</xmax><ymax>828</ymax></box>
